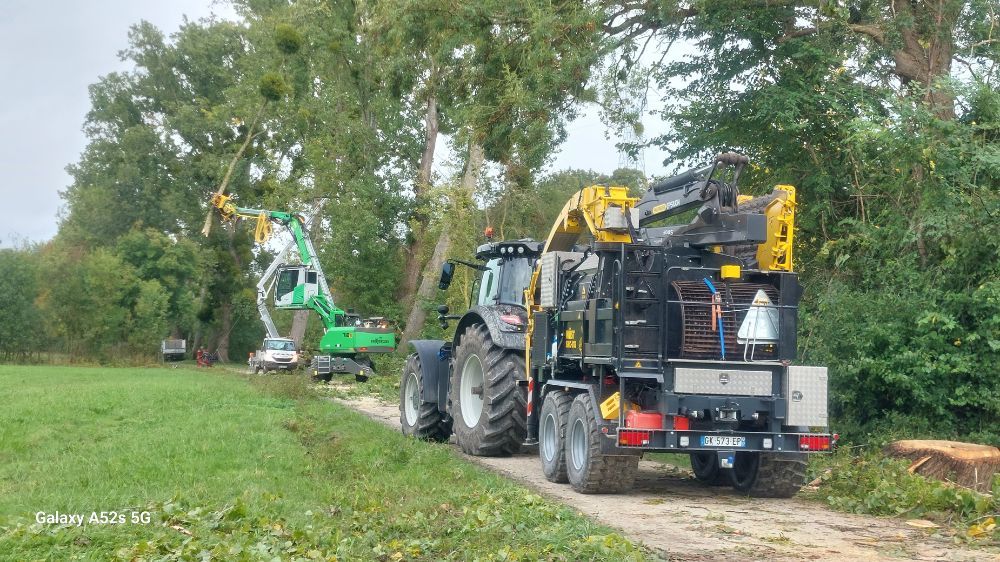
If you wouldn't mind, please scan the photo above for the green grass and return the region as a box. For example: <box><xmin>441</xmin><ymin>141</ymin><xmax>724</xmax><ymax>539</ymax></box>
<box><xmin>0</xmin><ymin>365</ymin><xmax>645</xmax><ymax>561</ymax></box>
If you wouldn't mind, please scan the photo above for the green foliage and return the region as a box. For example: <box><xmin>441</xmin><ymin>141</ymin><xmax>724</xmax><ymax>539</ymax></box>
<box><xmin>273</xmin><ymin>23</ymin><xmax>303</xmax><ymax>55</ymax></box>
<box><xmin>0</xmin><ymin>249</ymin><xmax>42</xmax><ymax>360</ymax></box>
<box><xmin>799</xmin><ymin>102</ymin><xmax>1000</xmax><ymax>443</ymax></box>
<box><xmin>259</xmin><ymin>72</ymin><xmax>290</xmax><ymax>101</ymax></box>
<box><xmin>127</xmin><ymin>280</ymin><xmax>170</xmax><ymax>353</ymax></box>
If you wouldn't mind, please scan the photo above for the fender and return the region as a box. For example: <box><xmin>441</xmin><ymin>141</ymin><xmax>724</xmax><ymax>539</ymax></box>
<box><xmin>453</xmin><ymin>305</ymin><xmax>527</xmax><ymax>352</ymax></box>
<box><xmin>408</xmin><ymin>340</ymin><xmax>449</xmax><ymax>408</ymax></box>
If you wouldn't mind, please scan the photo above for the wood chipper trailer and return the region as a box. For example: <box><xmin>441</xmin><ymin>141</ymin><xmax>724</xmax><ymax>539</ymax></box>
<box><xmin>401</xmin><ymin>153</ymin><xmax>833</xmax><ymax>497</ymax></box>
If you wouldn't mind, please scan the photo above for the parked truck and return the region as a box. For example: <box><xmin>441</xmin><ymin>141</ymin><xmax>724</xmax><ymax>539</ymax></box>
<box><xmin>248</xmin><ymin>337</ymin><xmax>301</xmax><ymax>374</ymax></box>
<box><xmin>401</xmin><ymin>153</ymin><xmax>832</xmax><ymax>497</ymax></box>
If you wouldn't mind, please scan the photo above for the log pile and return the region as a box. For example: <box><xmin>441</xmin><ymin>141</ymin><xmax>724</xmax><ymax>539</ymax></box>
<box><xmin>885</xmin><ymin>440</ymin><xmax>1000</xmax><ymax>492</ymax></box>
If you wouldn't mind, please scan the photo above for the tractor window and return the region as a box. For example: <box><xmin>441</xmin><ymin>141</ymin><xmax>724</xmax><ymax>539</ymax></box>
<box><xmin>477</xmin><ymin>259</ymin><xmax>500</xmax><ymax>306</ymax></box>
<box><xmin>497</xmin><ymin>257</ymin><xmax>534</xmax><ymax>305</ymax></box>
<box><xmin>307</xmin><ymin>271</ymin><xmax>317</xmax><ymax>284</ymax></box>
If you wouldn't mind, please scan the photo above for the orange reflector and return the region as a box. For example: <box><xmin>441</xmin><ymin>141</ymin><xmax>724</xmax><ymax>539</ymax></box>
<box><xmin>673</xmin><ymin>415</ymin><xmax>690</xmax><ymax>431</ymax></box>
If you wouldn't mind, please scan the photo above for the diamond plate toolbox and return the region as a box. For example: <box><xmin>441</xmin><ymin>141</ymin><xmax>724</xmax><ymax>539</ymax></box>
<box><xmin>673</xmin><ymin>367</ymin><xmax>773</xmax><ymax>396</ymax></box>
<box><xmin>784</xmin><ymin>365</ymin><xmax>828</xmax><ymax>427</ymax></box>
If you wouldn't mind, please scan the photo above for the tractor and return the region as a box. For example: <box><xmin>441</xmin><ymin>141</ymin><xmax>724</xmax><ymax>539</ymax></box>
<box><xmin>400</xmin><ymin>239</ymin><xmax>540</xmax><ymax>455</ymax></box>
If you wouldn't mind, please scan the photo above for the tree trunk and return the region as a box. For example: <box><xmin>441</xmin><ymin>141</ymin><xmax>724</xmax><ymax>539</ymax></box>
<box><xmin>400</xmin><ymin>140</ymin><xmax>484</xmax><ymax>347</ymax></box>
<box><xmin>214</xmin><ymin>230</ymin><xmax>244</xmax><ymax>364</ymax></box>
<box><xmin>398</xmin><ymin>85</ymin><xmax>440</xmax><ymax>309</ymax></box>
<box><xmin>215</xmin><ymin>301</ymin><xmax>232</xmax><ymax>363</ymax></box>
<box><xmin>888</xmin><ymin>0</ymin><xmax>958</xmax><ymax>120</ymax></box>
<box><xmin>885</xmin><ymin>440</ymin><xmax>1000</xmax><ymax>492</ymax></box>
<box><xmin>191</xmin><ymin>284</ymin><xmax>208</xmax><ymax>356</ymax></box>
<box><xmin>289</xmin><ymin>309</ymin><xmax>309</xmax><ymax>349</ymax></box>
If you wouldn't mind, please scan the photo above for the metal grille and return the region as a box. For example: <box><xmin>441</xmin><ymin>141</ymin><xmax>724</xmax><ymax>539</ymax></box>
<box><xmin>671</xmin><ymin>281</ymin><xmax>780</xmax><ymax>360</ymax></box>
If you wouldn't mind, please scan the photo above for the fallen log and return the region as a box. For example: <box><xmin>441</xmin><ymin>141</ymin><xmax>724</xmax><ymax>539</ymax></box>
<box><xmin>885</xmin><ymin>440</ymin><xmax>1000</xmax><ymax>492</ymax></box>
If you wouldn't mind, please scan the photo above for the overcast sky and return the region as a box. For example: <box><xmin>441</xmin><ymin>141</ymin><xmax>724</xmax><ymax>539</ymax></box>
<box><xmin>0</xmin><ymin>1</ymin><xmax>671</xmax><ymax>247</ymax></box>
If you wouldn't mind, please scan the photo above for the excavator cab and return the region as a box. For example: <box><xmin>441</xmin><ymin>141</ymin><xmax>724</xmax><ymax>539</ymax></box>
<box><xmin>274</xmin><ymin>265</ymin><xmax>319</xmax><ymax>308</ymax></box>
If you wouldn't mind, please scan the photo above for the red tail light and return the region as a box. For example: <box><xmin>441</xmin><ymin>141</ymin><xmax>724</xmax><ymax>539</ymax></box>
<box><xmin>673</xmin><ymin>415</ymin><xmax>690</xmax><ymax>431</ymax></box>
<box><xmin>618</xmin><ymin>429</ymin><xmax>652</xmax><ymax>446</ymax></box>
<box><xmin>799</xmin><ymin>435</ymin><xmax>831</xmax><ymax>451</ymax></box>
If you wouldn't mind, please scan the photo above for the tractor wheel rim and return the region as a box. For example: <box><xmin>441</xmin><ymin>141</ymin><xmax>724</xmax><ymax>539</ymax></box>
<box><xmin>541</xmin><ymin>411</ymin><xmax>557</xmax><ymax>462</ymax></box>
<box><xmin>404</xmin><ymin>371</ymin><xmax>419</xmax><ymax>426</ymax></box>
<box><xmin>571</xmin><ymin>418</ymin><xmax>587</xmax><ymax>471</ymax></box>
<box><xmin>460</xmin><ymin>354</ymin><xmax>485</xmax><ymax>428</ymax></box>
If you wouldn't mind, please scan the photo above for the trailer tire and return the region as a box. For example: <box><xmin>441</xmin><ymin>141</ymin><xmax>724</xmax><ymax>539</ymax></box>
<box><xmin>565</xmin><ymin>393</ymin><xmax>638</xmax><ymax>494</ymax></box>
<box><xmin>450</xmin><ymin>324</ymin><xmax>526</xmax><ymax>456</ymax></box>
<box><xmin>690</xmin><ymin>452</ymin><xmax>732</xmax><ymax>486</ymax></box>
<box><xmin>539</xmin><ymin>390</ymin><xmax>573</xmax><ymax>483</ymax></box>
<box><xmin>729</xmin><ymin>452</ymin><xmax>807</xmax><ymax>498</ymax></box>
<box><xmin>399</xmin><ymin>353</ymin><xmax>451</xmax><ymax>442</ymax></box>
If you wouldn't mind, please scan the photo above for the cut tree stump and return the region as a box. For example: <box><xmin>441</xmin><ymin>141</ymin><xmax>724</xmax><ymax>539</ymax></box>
<box><xmin>885</xmin><ymin>440</ymin><xmax>1000</xmax><ymax>492</ymax></box>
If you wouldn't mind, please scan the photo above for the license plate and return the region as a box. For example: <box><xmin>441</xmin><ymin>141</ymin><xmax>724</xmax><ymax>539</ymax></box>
<box><xmin>700</xmin><ymin>436</ymin><xmax>746</xmax><ymax>448</ymax></box>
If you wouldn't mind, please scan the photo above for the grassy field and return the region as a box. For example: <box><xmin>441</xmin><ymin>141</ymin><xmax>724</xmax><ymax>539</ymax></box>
<box><xmin>0</xmin><ymin>365</ymin><xmax>644</xmax><ymax>561</ymax></box>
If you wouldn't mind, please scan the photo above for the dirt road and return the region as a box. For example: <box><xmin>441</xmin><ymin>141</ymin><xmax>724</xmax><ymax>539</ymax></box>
<box><xmin>335</xmin><ymin>395</ymin><xmax>998</xmax><ymax>561</ymax></box>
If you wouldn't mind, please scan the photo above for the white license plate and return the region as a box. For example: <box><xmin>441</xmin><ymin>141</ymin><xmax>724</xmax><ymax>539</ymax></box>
<box><xmin>700</xmin><ymin>436</ymin><xmax>746</xmax><ymax>448</ymax></box>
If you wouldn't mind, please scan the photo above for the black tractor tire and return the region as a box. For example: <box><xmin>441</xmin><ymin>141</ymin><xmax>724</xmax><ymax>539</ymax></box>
<box><xmin>450</xmin><ymin>324</ymin><xmax>526</xmax><ymax>457</ymax></box>
<box><xmin>565</xmin><ymin>393</ymin><xmax>638</xmax><ymax>494</ymax></box>
<box><xmin>539</xmin><ymin>390</ymin><xmax>573</xmax><ymax>483</ymax></box>
<box><xmin>399</xmin><ymin>353</ymin><xmax>451</xmax><ymax>442</ymax></box>
<box><xmin>729</xmin><ymin>451</ymin><xmax>807</xmax><ymax>498</ymax></box>
<box><xmin>690</xmin><ymin>452</ymin><xmax>732</xmax><ymax>486</ymax></box>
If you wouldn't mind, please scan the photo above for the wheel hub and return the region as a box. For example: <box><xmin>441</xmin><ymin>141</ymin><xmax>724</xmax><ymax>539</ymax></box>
<box><xmin>404</xmin><ymin>371</ymin><xmax>419</xmax><ymax>426</ymax></box>
<box><xmin>460</xmin><ymin>354</ymin><xmax>485</xmax><ymax>427</ymax></box>
<box><xmin>571</xmin><ymin>418</ymin><xmax>587</xmax><ymax>471</ymax></box>
<box><xmin>541</xmin><ymin>412</ymin><xmax>557</xmax><ymax>462</ymax></box>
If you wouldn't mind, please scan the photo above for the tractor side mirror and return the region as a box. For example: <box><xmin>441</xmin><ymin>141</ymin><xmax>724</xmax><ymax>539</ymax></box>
<box><xmin>437</xmin><ymin>304</ymin><xmax>449</xmax><ymax>315</ymax></box>
<box><xmin>438</xmin><ymin>262</ymin><xmax>455</xmax><ymax>290</ymax></box>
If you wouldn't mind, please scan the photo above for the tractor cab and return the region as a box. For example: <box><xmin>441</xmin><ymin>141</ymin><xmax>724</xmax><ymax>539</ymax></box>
<box><xmin>473</xmin><ymin>240</ymin><xmax>541</xmax><ymax>307</ymax></box>
<box><xmin>274</xmin><ymin>265</ymin><xmax>319</xmax><ymax>308</ymax></box>
<box><xmin>438</xmin><ymin>240</ymin><xmax>541</xmax><ymax>309</ymax></box>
